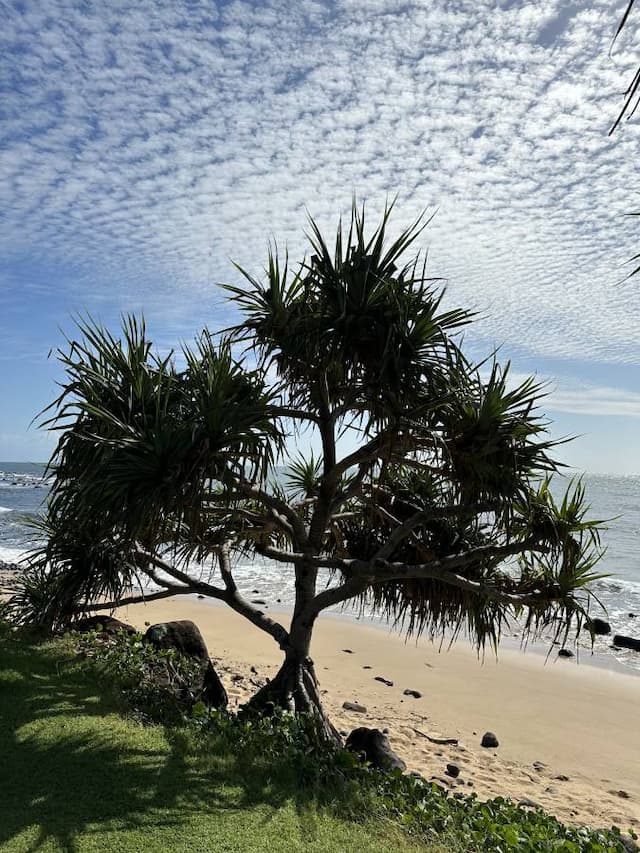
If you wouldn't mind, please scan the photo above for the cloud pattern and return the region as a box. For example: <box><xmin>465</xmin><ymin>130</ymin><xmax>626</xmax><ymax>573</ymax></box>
<box><xmin>1</xmin><ymin>0</ymin><xmax>639</xmax><ymax>388</ymax></box>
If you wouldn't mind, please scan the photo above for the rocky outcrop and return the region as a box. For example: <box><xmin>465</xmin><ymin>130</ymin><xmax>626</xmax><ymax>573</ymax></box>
<box><xmin>587</xmin><ymin>617</ymin><xmax>611</xmax><ymax>636</ymax></box>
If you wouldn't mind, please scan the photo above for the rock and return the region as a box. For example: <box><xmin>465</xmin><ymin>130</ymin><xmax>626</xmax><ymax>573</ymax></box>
<box><xmin>613</xmin><ymin>634</ymin><xmax>640</xmax><ymax>652</ymax></box>
<box><xmin>554</xmin><ymin>774</ymin><xmax>570</xmax><ymax>781</ymax></box>
<box><xmin>374</xmin><ymin>676</ymin><xmax>394</xmax><ymax>686</ymax></box>
<box><xmin>201</xmin><ymin>661</ymin><xmax>228</xmax><ymax>709</ymax></box>
<box><xmin>362</xmin><ymin>665</ymin><xmax>372</xmax><ymax>669</ymax></box>
<box><xmin>621</xmin><ymin>836</ymin><xmax>640</xmax><ymax>852</ymax></box>
<box><xmin>143</xmin><ymin>621</ymin><xmax>227</xmax><ymax>709</ymax></box>
<box><xmin>558</xmin><ymin>648</ymin><xmax>574</xmax><ymax>658</ymax></box>
<box><xmin>73</xmin><ymin>615</ymin><xmax>137</xmax><ymax>635</ymax></box>
<box><xmin>445</xmin><ymin>763</ymin><xmax>460</xmax><ymax>778</ymax></box>
<box><xmin>342</xmin><ymin>701</ymin><xmax>367</xmax><ymax>713</ymax></box>
<box><xmin>587</xmin><ymin>617</ymin><xmax>611</xmax><ymax>635</ymax></box>
<box><xmin>403</xmin><ymin>688</ymin><xmax>422</xmax><ymax>698</ymax></box>
<box><xmin>197</xmin><ymin>594</ymin><xmax>205</xmax><ymax>600</ymax></box>
<box><xmin>346</xmin><ymin>727</ymin><xmax>406</xmax><ymax>772</ymax></box>
<box><xmin>616</xmin><ymin>790</ymin><xmax>631</xmax><ymax>799</ymax></box>
<box><xmin>144</xmin><ymin>620</ymin><xmax>209</xmax><ymax>662</ymax></box>
<box><xmin>532</xmin><ymin>761</ymin><xmax>546</xmax><ymax>771</ymax></box>
<box><xmin>342</xmin><ymin>649</ymin><xmax>353</xmax><ymax>654</ymax></box>
<box><xmin>481</xmin><ymin>732</ymin><xmax>499</xmax><ymax>748</ymax></box>
<box><xmin>629</xmin><ymin>613</ymin><xmax>637</xmax><ymax>618</ymax></box>
<box><xmin>519</xmin><ymin>798</ymin><xmax>540</xmax><ymax>809</ymax></box>
<box><xmin>250</xmin><ymin>666</ymin><xmax>258</xmax><ymax>674</ymax></box>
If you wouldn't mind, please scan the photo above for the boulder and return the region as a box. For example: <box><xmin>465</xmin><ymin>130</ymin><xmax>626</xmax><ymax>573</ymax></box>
<box><xmin>73</xmin><ymin>615</ymin><xmax>137</xmax><ymax>635</ymax></box>
<box><xmin>346</xmin><ymin>727</ymin><xmax>407</xmax><ymax>772</ymax></box>
<box><xmin>342</xmin><ymin>701</ymin><xmax>367</xmax><ymax>713</ymax></box>
<box><xmin>481</xmin><ymin>731</ymin><xmax>499</xmax><ymax>748</ymax></box>
<box><xmin>144</xmin><ymin>620</ymin><xmax>228</xmax><ymax>709</ymax></box>
<box><xmin>445</xmin><ymin>763</ymin><xmax>460</xmax><ymax>778</ymax></box>
<box><xmin>613</xmin><ymin>634</ymin><xmax>640</xmax><ymax>652</ymax></box>
<box><xmin>558</xmin><ymin>648</ymin><xmax>574</xmax><ymax>658</ymax></box>
<box><xmin>586</xmin><ymin>617</ymin><xmax>611</xmax><ymax>635</ymax></box>
<box><xmin>144</xmin><ymin>620</ymin><xmax>209</xmax><ymax>662</ymax></box>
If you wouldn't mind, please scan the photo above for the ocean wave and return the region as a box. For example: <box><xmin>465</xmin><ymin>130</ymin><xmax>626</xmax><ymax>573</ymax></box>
<box><xmin>0</xmin><ymin>506</ymin><xmax>12</xmax><ymax>513</ymax></box>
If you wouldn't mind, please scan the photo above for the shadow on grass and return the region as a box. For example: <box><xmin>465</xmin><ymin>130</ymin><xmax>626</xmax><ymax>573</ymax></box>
<box><xmin>0</xmin><ymin>634</ymin><xmax>335</xmax><ymax>852</ymax></box>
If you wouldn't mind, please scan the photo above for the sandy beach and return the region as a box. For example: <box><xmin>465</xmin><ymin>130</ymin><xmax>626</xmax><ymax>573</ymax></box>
<box><xmin>112</xmin><ymin>595</ymin><xmax>640</xmax><ymax>832</ymax></box>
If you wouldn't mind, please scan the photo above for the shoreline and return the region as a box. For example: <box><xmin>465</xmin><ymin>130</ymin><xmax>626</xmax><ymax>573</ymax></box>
<box><xmin>114</xmin><ymin>595</ymin><xmax>640</xmax><ymax>831</ymax></box>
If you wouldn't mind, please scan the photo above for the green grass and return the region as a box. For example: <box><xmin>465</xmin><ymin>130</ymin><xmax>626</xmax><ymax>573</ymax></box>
<box><xmin>0</xmin><ymin>633</ymin><xmax>445</xmax><ymax>853</ymax></box>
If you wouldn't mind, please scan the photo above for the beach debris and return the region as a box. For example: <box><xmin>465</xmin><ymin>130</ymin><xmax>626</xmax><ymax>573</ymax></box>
<box><xmin>346</xmin><ymin>727</ymin><xmax>407</xmax><ymax>772</ymax></box>
<box><xmin>342</xmin><ymin>701</ymin><xmax>367</xmax><ymax>713</ymax></box>
<box><xmin>558</xmin><ymin>648</ymin><xmax>574</xmax><ymax>658</ymax></box>
<box><xmin>587</xmin><ymin>617</ymin><xmax>611</xmax><ymax>635</ymax></box>
<box><xmin>374</xmin><ymin>676</ymin><xmax>394</xmax><ymax>686</ymax></box>
<box><xmin>518</xmin><ymin>798</ymin><xmax>541</xmax><ymax>809</ymax></box>
<box><xmin>445</xmin><ymin>762</ymin><xmax>460</xmax><ymax>778</ymax></box>
<box><xmin>403</xmin><ymin>688</ymin><xmax>422</xmax><ymax>698</ymax></box>
<box><xmin>480</xmin><ymin>731</ymin><xmax>499</xmax><ymax>748</ymax></box>
<box><xmin>532</xmin><ymin>761</ymin><xmax>546</xmax><ymax>771</ymax></box>
<box><xmin>342</xmin><ymin>648</ymin><xmax>354</xmax><ymax>653</ymax></box>
<box><xmin>412</xmin><ymin>728</ymin><xmax>458</xmax><ymax>746</ymax></box>
<box><xmin>613</xmin><ymin>634</ymin><xmax>640</xmax><ymax>652</ymax></box>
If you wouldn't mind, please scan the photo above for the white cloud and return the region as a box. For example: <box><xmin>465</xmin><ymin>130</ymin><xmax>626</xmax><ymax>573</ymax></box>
<box><xmin>0</xmin><ymin>0</ymin><xmax>639</xmax><ymax>374</ymax></box>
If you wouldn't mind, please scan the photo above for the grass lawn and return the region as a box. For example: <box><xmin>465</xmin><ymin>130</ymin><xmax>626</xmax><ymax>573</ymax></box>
<box><xmin>0</xmin><ymin>633</ymin><xmax>445</xmax><ymax>853</ymax></box>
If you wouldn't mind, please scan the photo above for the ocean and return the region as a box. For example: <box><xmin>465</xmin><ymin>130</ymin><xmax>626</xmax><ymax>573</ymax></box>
<box><xmin>1</xmin><ymin>462</ymin><xmax>639</xmax><ymax>671</ymax></box>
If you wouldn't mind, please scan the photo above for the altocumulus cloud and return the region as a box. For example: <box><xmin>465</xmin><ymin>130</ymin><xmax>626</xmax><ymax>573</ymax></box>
<box><xmin>1</xmin><ymin>0</ymin><xmax>640</xmax><ymax>373</ymax></box>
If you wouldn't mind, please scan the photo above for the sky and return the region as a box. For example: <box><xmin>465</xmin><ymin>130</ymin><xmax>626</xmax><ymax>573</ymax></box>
<box><xmin>1</xmin><ymin>0</ymin><xmax>640</xmax><ymax>474</ymax></box>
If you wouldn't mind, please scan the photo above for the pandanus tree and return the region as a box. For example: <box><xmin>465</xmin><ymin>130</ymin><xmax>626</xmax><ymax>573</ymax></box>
<box><xmin>18</xmin><ymin>204</ymin><xmax>603</xmax><ymax>739</ymax></box>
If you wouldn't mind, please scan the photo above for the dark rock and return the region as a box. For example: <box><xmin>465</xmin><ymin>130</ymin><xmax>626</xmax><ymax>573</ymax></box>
<box><xmin>403</xmin><ymin>688</ymin><xmax>422</xmax><ymax>698</ymax></box>
<box><xmin>251</xmin><ymin>599</ymin><xmax>267</xmax><ymax>605</ymax></box>
<box><xmin>519</xmin><ymin>798</ymin><xmax>540</xmax><ymax>809</ymax></box>
<box><xmin>629</xmin><ymin>613</ymin><xmax>636</xmax><ymax>618</ymax></box>
<box><xmin>362</xmin><ymin>665</ymin><xmax>372</xmax><ymax>669</ymax></box>
<box><xmin>197</xmin><ymin>594</ymin><xmax>205</xmax><ymax>599</ymax></box>
<box><xmin>554</xmin><ymin>774</ymin><xmax>570</xmax><ymax>781</ymax></box>
<box><xmin>587</xmin><ymin>617</ymin><xmax>611</xmax><ymax>635</ymax></box>
<box><xmin>481</xmin><ymin>732</ymin><xmax>499</xmax><ymax>748</ymax></box>
<box><xmin>616</xmin><ymin>790</ymin><xmax>631</xmax><ymax>799</ymax></box>
<box><xmin>144</xmin><ymin>620</ymin><xmax>209</xmax><ymax>662</ymax></box>
<box><xmin>374</xmin><ymin>676</ymin><xmax>394</xmax><ymax>687</ymax></box>
<box><xmin>445</xmin><ymin>763</ymin><xmax>460</xmax><ymax>778</ymax></box>
<box><xmin>73</xmin><ymin>615</ymin><xmax>137</xmax><ymax>636</ymax></box>
<box><xmin>558</xmin><ymin>648</ymin><xmax>574</xmax><ymax>658</ymax></box>
<box><xmin>342</xmin><ymin>649</ymin><xmax>353</xmax><ymax>654</ymax></box>
<box><xmin>346</xmin><ymin>727</ymin><xmax>406</xmax><ymax>772</ymax></box>
<box><xmin>613</xmin><ymin>634</ymin><xmax>640</xmax><ymax>652</ymax></box>
<box><xmin>532</xmin><ymin>761</ymin><xmax>546</xmax><ymax>771</ymax></box>
<box><xmin>342</xmin><ymin>701</ymin><xmax>367</xmax><ymax>713</ymax></box>
<box><xmin>201</xmin><ymin>661</ymin><xmax>228</xmax><ymax>709</ymax></box>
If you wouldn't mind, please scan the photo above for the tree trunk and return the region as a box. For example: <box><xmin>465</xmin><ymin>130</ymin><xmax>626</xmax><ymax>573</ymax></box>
<box><xmin>246</xmin><ymin>650</ymin><xmax>341</xmax><ymax>743</ymax></box>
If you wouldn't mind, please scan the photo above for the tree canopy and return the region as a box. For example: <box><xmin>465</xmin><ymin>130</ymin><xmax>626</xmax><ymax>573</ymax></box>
<box><xmin>12</xmin><ymin>203</ymin><xmax>605</xmax><ymax>734</ymax></box>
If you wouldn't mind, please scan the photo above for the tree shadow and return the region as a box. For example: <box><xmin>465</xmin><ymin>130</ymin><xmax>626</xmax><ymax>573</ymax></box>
<box><xmin>0</xmin><ymin>636</ymin><xmax>344</xmax><ymax>852</ymax></box>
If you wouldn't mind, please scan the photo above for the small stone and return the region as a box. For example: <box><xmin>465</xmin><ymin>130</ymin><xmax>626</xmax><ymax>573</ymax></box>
<box><xmin>250</xmin><ymin>666</ymin><xmax>258</xmax><ymax>674</ymax></box>
<box><xmin>466</xmin><ymin>780</ymin><xmax>474</xmax><ymax>787</ymax></box>
<box><xmin>453</xmin><ymin>791</ymin><xmax>465</xmax><ymax>799</ymax></box>
<box><xmin>533</xmin><ymin>761</ymin><xmax>546</xmax><ymax>771</ymax></box>
<box><xmin>558</xmin><ymin>648</ymin><xmax>574</xmax><ymax>658</ymax></box>
<box><xmin>554</xmin><ymin>774</ymin><xmax>570</xmax><ymax>781</ymax></box>
<box><xmin>342</xmin><ymin>701</ymin><xmax>367</xmax><ymax>713</ymax></box>
<box><xmin>382</xmin><ymin>727</ymin><xmax>389</xmax><ymax>734</ymax></box>
<box><xmin>445</xmin><ymin>763</ymin><xmax>460</xmax><ymax>778</ymax></box>
<box><xmin>616</xmin><ymin>790</ymin><xmax>631</xmax><ymax>799</ymax></box>
<box><xmin>481</xmin><ymin>732</ymin><xmax>499</xmax><ymax>748</ymax></box>
<box><xmin>362</xmin><ymin>665</ymin><xmax>372</xmax><ymax>669</ymax></box>
<box><xmin>630</xmin><ymin>613</ymin><xmax>637</xmax><ymax>618</ymax></box>
<box><xmin>251</xmin><ymin>599</ymin><xmax>267</xmax><ymax>605</ymax></box>
<box><xmin>342</xmin><ymin>649</ymin><xmax>353</xmax><ymax>654</ymax></box>
<box><xmin>403</xmin><ymin>688</ymin><xmax>422</xmax><ymax>698</ymax></box>
<box><xmin>252</xmin><ymin>589</ymin><xmax>260</xmax><ymax>593</ymax></box>
<box><xmin>519</xmin><ymin>797</ymin><xmax>540</xmax><ymax>809</ymax></box>
<box><xmin>374</xmin><ymin>676</ymin><xmax>394</xmax><ymax>686</ymax></box>
<box><xmin>197</xmin><ymin>594</ymin><xmax>205</xmax><ymax>599</ymax></box>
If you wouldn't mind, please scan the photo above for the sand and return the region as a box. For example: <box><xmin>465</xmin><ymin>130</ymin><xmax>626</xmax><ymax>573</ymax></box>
<box><xmin>114</xmin><ymin>595</ymin><xmax>640</xmax><ymax>831</ymax></box>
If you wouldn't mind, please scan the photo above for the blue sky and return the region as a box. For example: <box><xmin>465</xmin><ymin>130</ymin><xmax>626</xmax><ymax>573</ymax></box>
<box><xmin>1</xmin><ymin>0</ymin><xmax>640</xmax><ymax>473</ymax></box>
